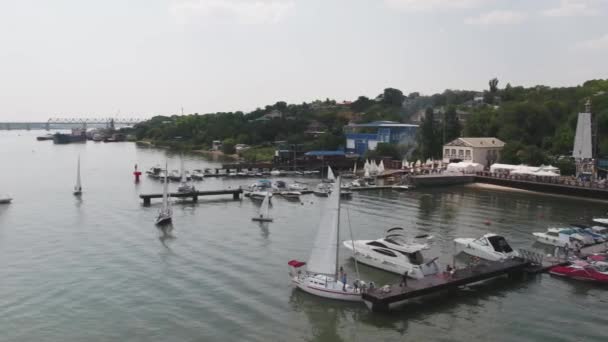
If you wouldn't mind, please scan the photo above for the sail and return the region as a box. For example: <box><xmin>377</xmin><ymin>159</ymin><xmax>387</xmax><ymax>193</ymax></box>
<box><xmin>162</xmin><ymin>161</ymin><xmax>169</xmax><ymax>211</ymax></box>
<box><xmin>75</xmin><ymin>156</ymin><xmax>82</xmax><ymax>190</ymax></box>
<box><xmin>379</xmin><ymin>160</ymin><xmax>385</xmax><ymax>174</ymax></box>
<box><xmin>307</xmin><ymin>178</ymin><xmax>341</xmax><ymax>276</ymax></box>
<box><xmin>327</xmin><ymin>166</ymin><xmax>335</xmax><ymax>181</ymax></box>
<box><xmin>180</xmin><ymin>157</ymin><xmax>187</xmax><ymax>183</ymax></box>
<box><xmin>353</xmin><ymin>162</ymin><xmax>357</xmax><ymax>174</ymax></box>
<box><xmin>364</xmin><ymin>167</ymin><xmax>370</xmax><ymax>178</ymax></box>
<box><xmin>260</xmin><ymin>192</ymin><xmax>270</xmax><ymax>218</ymax></box>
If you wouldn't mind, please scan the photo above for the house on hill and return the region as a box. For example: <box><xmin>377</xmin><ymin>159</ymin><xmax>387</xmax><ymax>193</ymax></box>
<box><xmin>443</xmin><ymin>137</ymin><xmax>505</xmax><ymax>167</ymax></box>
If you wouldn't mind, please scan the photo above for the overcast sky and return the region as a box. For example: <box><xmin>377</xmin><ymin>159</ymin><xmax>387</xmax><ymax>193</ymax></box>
<box><xmin>1</xmin><ymin>0</ymin><xmax>607</xmax><ymax>121</ymax></box>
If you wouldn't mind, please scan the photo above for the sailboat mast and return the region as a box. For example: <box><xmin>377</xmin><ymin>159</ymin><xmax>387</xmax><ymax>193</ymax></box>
<box><xmin>334</xmin><ymin>176</ymin><xmax>341</xmax><ymax>279</ymax></box>
<box><xmin>76</xmin><ymin>155</ymin><xmax>81</xmax><ymax>188</ymax></box>
<box><xmin>162</xmin><ymin>161</ymin><xmax>169</xmax><ymax>209</ymax></box>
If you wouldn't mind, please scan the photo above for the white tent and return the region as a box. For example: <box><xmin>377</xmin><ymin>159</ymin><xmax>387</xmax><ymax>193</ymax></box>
<box><xmin>533</xmin><ymin>170</ymin><xmax>560</xmax><ymax>177</ymax></box>
<box><xmin>446</xmin><ymin>162</ymin><xmax>484</xmax><ymax>174</ymax></box>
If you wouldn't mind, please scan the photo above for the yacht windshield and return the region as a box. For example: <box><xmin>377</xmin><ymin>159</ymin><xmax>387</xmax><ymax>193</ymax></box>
<box><xmin>487</xmin><ymin>236</ymin><xmax>514</xmax><ymax>253</ymax></box>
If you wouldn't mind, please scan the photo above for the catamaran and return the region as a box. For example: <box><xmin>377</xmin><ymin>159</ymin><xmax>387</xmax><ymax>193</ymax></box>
<box><xmin>252</xmin><ymin>191</ymin><xmax>273</xmax><ymax>222</ymax></box>
<box><xmin>156</xmin><ymin>161</ymin><xmax>172</xmax><ymax>225</ymax></box>
<box><xmin>288</xmin><ymin>177</ymin><xmax>363</xmax><ymax>302</ymax></box>
<box><xmin>73</xmin><ymin>155</ymin><xmax>82</xmax><ymax>196</ymax></box>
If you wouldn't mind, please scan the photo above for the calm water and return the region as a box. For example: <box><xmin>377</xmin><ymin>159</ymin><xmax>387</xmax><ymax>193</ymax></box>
<box><xmin>1</xmin><ymin>131</ymin><xmax>607</xmax><ymax>342</ymax></box>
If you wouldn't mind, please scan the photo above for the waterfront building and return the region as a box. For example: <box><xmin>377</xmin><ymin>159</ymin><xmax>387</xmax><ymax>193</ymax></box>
<box><xmin>344</xmin><ymin>121</ymin><xmax>418</xmax><ymax>155</ymax></box>
<box><xmin>443</xmin><ymin>137</ymin><xmax>505</xmax><ymax>167</ymax></box>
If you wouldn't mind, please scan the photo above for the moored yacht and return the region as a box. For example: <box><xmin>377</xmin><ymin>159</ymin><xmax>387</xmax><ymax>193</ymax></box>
<box><xmin>343</xmin><ymin>227</ymin><xmax>440</xmax><ymax>279</ymax></box>
<box><xmin>454</xmin><ymin>234</ymin><xmax>519</xmax><ymax>261</ymax></box>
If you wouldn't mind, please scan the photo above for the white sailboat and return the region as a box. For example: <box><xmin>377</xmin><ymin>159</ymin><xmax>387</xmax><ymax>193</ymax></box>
<box><xmin>252</xmin><ymin>191</ymin><xmax>273</xmax><ymax>222</ymax></box>
<box><xmin>288</xmin><ymin>177</ymin><xmax>363</xmax><ymax>302</ymax></box>
<box><xmin>353</xmin><ymin>161</ymin><xmax>357</xmax><ymax>175</ymax></box>
<box><xmin>156</xmin><ymin>161</ymin><xmax>172</xmax><ymax>225</ymax></box>
<box><xmin>73</xmin><ymin>155</ymin><xmax>82</xmax><ymax>196</ymax></box>
<box><xmin>326</xmin><ymin>165</ymin><xmax>336</xmax><ymax>182</ymax></box>
<box><xmin>177</xmin><ymin>157</ymin><xmax>195</xmax><ymax>193</ymax></box>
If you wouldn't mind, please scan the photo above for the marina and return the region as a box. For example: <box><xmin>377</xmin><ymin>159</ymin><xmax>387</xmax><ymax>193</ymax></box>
<box><xmin>2</xmin><ymin>131</ymin><xmax>608</xmax><ymax>341</ymax></box>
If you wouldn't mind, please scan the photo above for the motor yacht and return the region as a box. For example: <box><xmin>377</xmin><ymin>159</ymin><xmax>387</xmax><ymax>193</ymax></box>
<box><xmin>288</xmin><ymin>183</ymin><xmax>308</xmax><ymax>191</ymax></box>
<box><xmin>343</xmin><ymin>227</ymin><xmax>441</xmax><ymax>279</ymax></box>
<box><xmin>532</xmin><ymin>227</ymin><xmax>593</xmax><ymax>248</ymax></box>
<box><xmin>454</xmin><ymin>234</ymin><xmax>519</xmax><ymax>261</ymax></box>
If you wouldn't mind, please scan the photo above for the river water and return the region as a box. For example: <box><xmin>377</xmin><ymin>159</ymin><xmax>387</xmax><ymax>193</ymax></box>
<box><xmin>1</xmin><ymin>131</ymin><xmax>607</xmax><ymax>342</ymax></box>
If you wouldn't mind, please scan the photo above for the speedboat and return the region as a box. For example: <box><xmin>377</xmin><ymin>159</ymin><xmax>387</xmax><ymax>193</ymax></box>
<box><xmin>549</xmin><ymin>260</ymin><xmax>608</xmax><ymax>283</ymax></box>
<box><xmin>288</xmin><ymin>183</ymin><xmax>308</xmax><ymax>191</ymax></box>
<box><xmin>454</xmin><ymin>234</ymin><xmax>519</xmax><ymax>261</ymax></box>
<box><xmin>343</xmin><ymin>227</ymin><xmax>441</xmax><ymax>279</ymax></box>
<box><xmin>0</xmin><ymin>195</ymin><xmax>12</xmax><ymax>204</ymax></box>
<box><xmin>532</xmin><ymin>228</ymin><xmax>591</xmax><ymax>248</ymax></box>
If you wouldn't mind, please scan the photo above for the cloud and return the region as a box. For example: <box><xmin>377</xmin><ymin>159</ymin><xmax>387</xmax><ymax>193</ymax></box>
<box><xmin>384</xmin><ymin>0</ymin><xmax>487</xmax><ymax>12</ymax></box>
<box><xmin>575</xmin><ymin>34</ymin><xmax>608</xmax><ymax>49</ymax></box>
<box><xmin>464</xmin><ymin>10</ymin><xmax>527</xmax><ymax>25</ymax></box>
<box><xmin>169</xmin><ymin>0</ymin><xmax>295</xmax><ymax>25</ymax></box>
<box><xmin>542</xmin><ymin>0</ymin><xmax>601</xmax><ymax>17</ymax></box>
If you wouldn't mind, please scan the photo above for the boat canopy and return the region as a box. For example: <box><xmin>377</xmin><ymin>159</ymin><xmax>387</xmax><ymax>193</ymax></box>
<box><xmin>288</xmin><ymin>260</ymin><xmax>306</xmax><ymax>268</ymax></box>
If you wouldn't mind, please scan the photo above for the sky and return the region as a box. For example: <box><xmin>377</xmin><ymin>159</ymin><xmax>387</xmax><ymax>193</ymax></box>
<box><xmin>0</xmin><ymin>0</ymin><xmax>607</xmax><ymax>121</ymax></box>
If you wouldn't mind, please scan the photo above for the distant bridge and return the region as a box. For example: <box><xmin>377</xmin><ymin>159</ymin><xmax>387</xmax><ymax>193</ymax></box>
<box><xmin>0</xmin><ymin>117</ymin><xmax>147</xmax><ymax>130</ymax></box>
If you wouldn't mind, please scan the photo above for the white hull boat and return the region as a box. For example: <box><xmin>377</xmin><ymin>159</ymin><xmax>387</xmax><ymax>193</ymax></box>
<box><xmin>156</xmin><ymin>161</ymin><xmax>172</xmax><ymax>226</ymax></box>
<box><xmin>288</xmin><ymin>177</ymin><xmax>363</xmax><ymax>302</ymax></box>
<box><xmin>252</xmin><ymin>192</ymin><xmax>273</xmax><ymax>222</ymax></box>
<box><xmin>73</xmin><ymin>155</ymin><xmax>82</xmax><ymax>196</ymax></box>
<box><xmin>533</xmin><ymin>227</ymin><xmax>593</xmax><ymax>248</ymax></box>
<box><xmin>343</xmin><ymin>228</ymin><xmax>440</xmax><ymax>279</ymax></box>
<box><xmin>250</xmin><ymin>191</ymin><xmax>272</xmax><ymax>201</ymax></box>
<box><xmin>454</xmin><ymin>234</ymin><xmax>519</xmax><ymax>261</ymax></box>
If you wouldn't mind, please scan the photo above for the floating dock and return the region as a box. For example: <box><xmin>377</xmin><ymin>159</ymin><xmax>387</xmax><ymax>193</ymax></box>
<box><xmin>140</xmin><ymin>189</ymin><xmax>242</xmax><ymax>206</ymax></box>
<box><xmin>361</xmin><ymin>254</ymin><xmax>566</xmax><ymax>312</ymax></box>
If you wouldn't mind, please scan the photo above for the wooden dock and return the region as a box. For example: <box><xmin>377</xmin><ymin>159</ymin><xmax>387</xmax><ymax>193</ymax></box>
<box><xmin>140</xmin><ymin>189</ymin><xmax>242</xmax><ymax>206</ymax></box>
<box><xmin>362</xmin><ymin>258</ymin><xmax>531</xmax><ymax>312</ymax></box>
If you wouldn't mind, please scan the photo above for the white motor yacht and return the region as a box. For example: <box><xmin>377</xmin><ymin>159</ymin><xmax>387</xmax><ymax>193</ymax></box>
<box><xmin>288</xmin><ymin>183</ymin><xmax>308</xmax><ymax>191</ymax></box>
<box><xmin>532</xmin><ymin>227</ymin><xmax>592</xmax><ymax>248</ymax></box>
<box><xmin>454</xmin><ymin>234</ymin><xmax>519</xmax><ymax>261</ymax></box>
<box><xmin>343</xmin><ymin>227</ymin><xmax>440</xmax><ymax>279</ymax></box>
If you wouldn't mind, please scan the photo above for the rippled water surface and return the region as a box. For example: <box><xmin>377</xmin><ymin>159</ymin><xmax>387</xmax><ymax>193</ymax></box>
<box><xmin>1</xmin><ymin>131</ymin><xmax>607</xmax><ymax>341</ymax></box>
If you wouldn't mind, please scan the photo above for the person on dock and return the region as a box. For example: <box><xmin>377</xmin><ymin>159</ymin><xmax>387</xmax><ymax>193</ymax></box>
<box><xmin>341</xmin><ymin>272</ymin><xmax>347</xmax><ymax>291</ymax></box>
<box><xmin>399</xmin><ymin>270</ymin><xmax>408</xmax><ymax>288</ymax></box>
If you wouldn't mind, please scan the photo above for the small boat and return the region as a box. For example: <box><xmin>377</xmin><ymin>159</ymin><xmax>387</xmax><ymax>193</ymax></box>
<box><xmin>146</xmin><ymin>165</ymin><xmax>163</xmax><ymax>178</ymax></box>
<box><xmin>549</xmin><ymin>260</ymin><xmax>608</xmax><ymax>283</ymax></box>
<box><xmin>270</xmin><ymin>170</ymin><xmax>283</xmax><ymax>176</ymax></box>
<box><xmin>0</xmin><ymin>195</ymin><xmax>12</xmax><ymax>204</ymax></box>
<box><xmin>343</xmin><ymin>227</ymin><xmax>440</xmax><ymax>279</ymax></box>
<box><xmin>313</xmin><ymin>184</ymin><xmax>330</xmax><ymax>197</ymax></box>
<box><xmin>191</xmin><ymin>169</ymin><xmax>205</xmax><ymax>180</ymax></box>
<box><xmin>168</xmin><ymin>169</ymin><xmax>181</xmax><ymax>181</ymax></box>
<box><xmin>250</xmin><ymin>189</ymin><xmax>273</xmax><ymax>201</ymax></box>
<box><xmin>156</xmin><ymin>161</ymin><xmax>172</xmax><ymax>226</ymax></box>
<box><xmin>252</xmin><ymin>192</ymin><xmax>273</xmax><ymax>222</ymax></box>
<box><xmin>532</xmin><ymin>227</ymin><xmax>592</xmax><ymax>248</ymax></box>
<box><xmin>322</xmin><ymin>166</ymin><xmax>336</xmax><ymax>183</ymax></box>
<box><xmin>177</xmin><ymin>158</ymin><xmax>196</xmax><ymax>193</ymax></box>
<box><xmin>280</xmin><ymin>191</ymin><xmax>301</xmax><ymax>200</ymax></box>
<box><xmin>454</xmin><ymin>234</ymin><xmax>519</xmax><ymax>261</ymax></box>
<box><xmin>73</xmin><ymin>155</ymin><xmax>82</xmax><ymax>196</ymax></box>
<box><xmin>288</xmin><ymin>177</ymin><xmax>364</xmax><ymax>301</ymax></box>
<box><xmin>36</xmin><ymin>134</ymin><xmax>54</xmax><ymax>141</ymax></box>
<box><xmin>288</xmin><ymin>183</ymin><xmax>308</xmax><ymax>191</ymax></box>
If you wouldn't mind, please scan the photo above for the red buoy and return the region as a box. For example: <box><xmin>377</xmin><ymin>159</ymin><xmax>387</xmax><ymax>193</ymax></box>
<box><xmin>133</xmin><ymin>164</ymin><xmax>142</xmax><ymax>183</ymax></box>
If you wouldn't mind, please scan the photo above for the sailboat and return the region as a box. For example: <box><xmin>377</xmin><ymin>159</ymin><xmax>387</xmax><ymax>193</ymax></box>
<box><xmin>252</xmin><ymin>191</ymin><xmax>273</xmax><ymax>222</ymax></box>
<box><xmin>73</xmin><ymin>155</ymin><xmax>82</xmax><ymax>196</ymax></box>
<box><xmin>288</xmin><ymin>177</ymin><xmax>363</xmax><ymax>302</ymax></box>
<box><xmin>353</xmin><ymin>161</ymin><xmax>357</xmax><ymax>176</ymax></box>
<box><xmin>156</xmin><ymin>161</ymin><xmax>172</xmax><ymax>225</ymax></box>
<box><xmin>177</xmin><ymin>157</ymin><xmax>195</xmax><ymax>193</ymax></box>
<box><xmin>325</xmin><ymin>165</ymin><xmax>336</xmax><ymax>183</ymax></box>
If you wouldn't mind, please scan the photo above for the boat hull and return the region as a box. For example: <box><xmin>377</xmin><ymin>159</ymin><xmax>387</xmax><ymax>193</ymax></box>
<box><xmin>292</xmin><ymin>277</ymin><xmax>362</xmax><ymax>302</ymax></box>
<box><xmin>549</xmin><ymin>266</ymin><xmax>608</xmax><ymax>283</ymax></box>
<box><xmin>454</xmin><ymin>239</ymin><xmax>518</xmax><ymax>261</ymax></box>
<box><xmin>252</xmin><ymin>217</ymin><xmax>273</xmax><ymax>222</ymax></box>
<box><xmin>313</xmin><ymin>191</ymin><xmax>329</xmax><ymax>197</ymax></box>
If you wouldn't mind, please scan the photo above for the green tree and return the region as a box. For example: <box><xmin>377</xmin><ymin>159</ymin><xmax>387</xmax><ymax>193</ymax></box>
<box><xmin>489</xmin><ymin>78</ymin><xmax>499</xmax><ymax>93</ymax></box>
<box><xmin>442</xmin><ymin>106</ymin><xmax>461</xmax><ymax>144</ymax></box>
<box><xmin>351</xmin><ymin>96</ymin><xmax>373</xmax><ymax>112</ymax></box>
<box><xmin>418</xmin><ymin>108</ymin><xmax>441</xmax><ymax>159</ymax></box>
<box><xmin>222</xmin><ymin>138</ymin><xmax>236</xmax><ymax>154</ymax></box>
<box><xmin>382</xmin><ymin>88</ymin><xmax>405</xmax><ymax>106</ymax></box>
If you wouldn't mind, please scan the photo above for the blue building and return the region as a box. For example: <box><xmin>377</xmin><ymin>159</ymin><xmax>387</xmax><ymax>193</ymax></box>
<box><xmin>344</xmin><ymin>121</ymin><xmax>418</xmax><ymax>155</ymax></box>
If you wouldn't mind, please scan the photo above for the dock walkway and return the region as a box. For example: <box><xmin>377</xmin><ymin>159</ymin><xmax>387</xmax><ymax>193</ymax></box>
<box><xmin>140</xmin><ymin>189</ymin><xmax>242</xmax><ymax>206</ymax></box>
<box><xmin>362</xmin><ymin>258</ymin><xmax>530</xmax><ymax>312</ymax></box>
